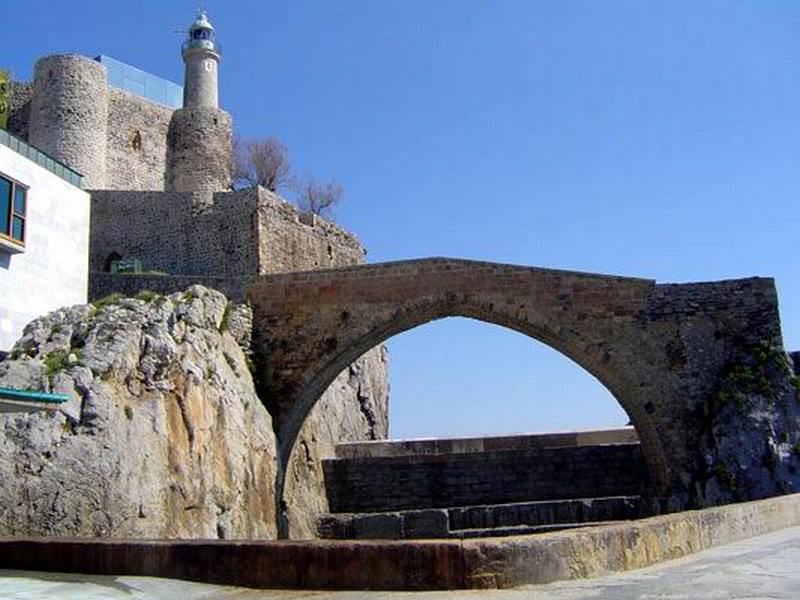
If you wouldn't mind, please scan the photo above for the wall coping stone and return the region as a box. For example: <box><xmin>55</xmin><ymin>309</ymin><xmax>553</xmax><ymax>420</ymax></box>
<box><xmin>0</xmin><ymin>493</ymin><xmax>798</xmax><ymax>590</ymax></box>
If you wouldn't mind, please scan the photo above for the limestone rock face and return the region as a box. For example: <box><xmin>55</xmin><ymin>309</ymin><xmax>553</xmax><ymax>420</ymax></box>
<box><xmin>0</xmin><ymin>286</ymin><xmax>277</xmax><ymax>539</ymax></box>
<box><xmin>689</xmin><ymin>342</ymin><xmax>800</xmax><ymax>508</ymax></box>
<box><xmin>284</xmin><ymin>345</ymin><xmax>389</xmax><ymax>539</ymax></box>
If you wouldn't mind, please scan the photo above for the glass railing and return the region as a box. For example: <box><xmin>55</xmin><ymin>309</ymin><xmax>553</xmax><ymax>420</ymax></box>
<box><xmin>96</xmin><ymin>55</ymin><xmax>183</xmax><ymax>110</ymax></box>
<box><xmin>0</xmin><ymin>129</ymin><xmax>84</xmax><ymax>188</ymax></box>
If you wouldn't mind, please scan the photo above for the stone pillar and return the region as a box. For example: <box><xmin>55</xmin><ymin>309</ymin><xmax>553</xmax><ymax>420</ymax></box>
<box><xmin>165</xmin><ymin>107</ymin><xmax>232</xmax><ymax>193</ymax></box>
<box><xmin>28</xmin><ymin>55</ymin><xmax>109</xmax><ymax>189</ymax></box>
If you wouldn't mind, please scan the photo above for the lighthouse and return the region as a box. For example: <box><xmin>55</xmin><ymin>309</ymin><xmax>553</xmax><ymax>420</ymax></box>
<box><xmin>181</xmin><ymin>10</ymin><xmax>221</xmax><ymax>109</ymax></box>
<box><xmin>165</xmin><ymin>9</ymin><xmax>232</xmax><ymax>193</ymax></box>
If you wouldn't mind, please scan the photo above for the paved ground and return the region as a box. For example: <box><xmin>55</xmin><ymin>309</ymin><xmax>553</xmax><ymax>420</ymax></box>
<box><xmin>1</xmin><ymin>526</ymin><xmax>799</xmax><ymax>599</ymax></box>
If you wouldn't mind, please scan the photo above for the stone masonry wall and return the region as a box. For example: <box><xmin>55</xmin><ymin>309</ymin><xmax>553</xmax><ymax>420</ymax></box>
<box><xmin>89</xmin><ymin>190</ymin><xmax>260</xmax><ymax>278</ymax></box>
<box><xmin>89</xmin><ymin>188</ymin><xmax>366</xmax><ymax>279</ymax></box>
<box><xmin>105</xmin><ymin>88</ymin><xmax>173</xmax><ymax>191</ymax></box>
<box><xmin>89</xmin><ymin>273</ymin><xmax>249</xmax><ymax>303</ymax></box>
<box><xmin>28</xmin><ymin>55</ymin><xmax>109</xmax><ymax>189</ymax></box>
<box><xmin>9</xmin><ymin>59</ymin><xmax>175</xmax><ymax>191</ymax></box>
<box><xmin>250</xmin><ymin>258</ymin><xmax>796</xmax><ymax>521</ymax></box>
<box><xmin>323</xmin><ymin>443</ymin><xmax>647</xmax><ymax>513</ymax></box>
<box><xmin>7</xmin><ymin>82</ymin><xmax>33</xmax><ymax>140</ymax></box>
<box><xmin>256</xmin><ymin>190</ymin><xmax>365</xmax><ymax>273</ymax></box>
<box><xmin>251</xmin><ymin>189</ymin><xmax>387</xmax><ymax>539</ymax></box>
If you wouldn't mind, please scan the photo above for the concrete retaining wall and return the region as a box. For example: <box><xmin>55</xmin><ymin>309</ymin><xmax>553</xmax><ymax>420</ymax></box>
<box><xmin>1</xmin><ymin>493</ymin><xmax>799</xmax><ymax>590</ymax></box>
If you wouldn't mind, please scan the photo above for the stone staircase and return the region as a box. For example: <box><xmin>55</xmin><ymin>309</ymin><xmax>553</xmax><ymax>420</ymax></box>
<box><xmin>318</xmin><ymin>428</ymin><xmax>654</xmax><ymax>539</ymax></box>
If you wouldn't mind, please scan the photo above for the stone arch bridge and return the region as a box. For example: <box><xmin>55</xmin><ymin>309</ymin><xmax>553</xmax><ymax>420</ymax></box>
<box><xmin>247</xmin><ymin>258</ymin><xmax>782</xmax><ymax>531</ymax></box>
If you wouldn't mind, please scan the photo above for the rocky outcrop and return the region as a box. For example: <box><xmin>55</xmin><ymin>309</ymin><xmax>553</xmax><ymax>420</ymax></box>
<box><xmin>690</xmin><ymin>341</ymin><xmax>800</xmax><ymax>507</ymax></box>
<box><xmin>0</xmin><ymin>286</ymin><xmax>277</xmax><ymax>539</ymax></box>
<box><xmin>283</xmin><ymin>346</ymin><xmax>389</xmax><ymax>539</ymax></box>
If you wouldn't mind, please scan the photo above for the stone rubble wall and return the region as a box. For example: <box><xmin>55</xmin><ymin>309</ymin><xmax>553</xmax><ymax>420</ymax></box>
<box><xmin>7</xmin><ymin>82</ymin><xmax>33</xmax><ymax>140</ymax></box>
<box><xmin>165</xmin><ymin>107</ymin><xmax>232</xmax><ymax>193</ymax></box>
<box><xmin>89</xmin><ymin>189</ymin><xmax>261</xmax><ymax>278</ymax></box>
<box><xmin>90</xmin><ymin>273</ymin><xmax>249</xmax><ymax>303</ymax></box>
<box><xmin>28</xmin><ymin>55</ymin><xmax>109</xmax><ymax>188</ymax></box>
<box><xmin>256</xmin><ymin>190</ymin><xmax>365</xmax><ymax>273</ymax></box>
<box><xmin>8</xmin><ymin>56</ymin><xmax>178</xmax><ymax>191</ymax></box>
<box><xmin>105</xmin><ymin>88</ymin><xmax>173</xmax><ymax>191</ymax></box>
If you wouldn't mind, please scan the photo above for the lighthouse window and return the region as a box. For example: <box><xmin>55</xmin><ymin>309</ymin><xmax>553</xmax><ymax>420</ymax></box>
<box><xmin>0</xmin><ymin>173</ymin><xmax>26</xmax><ymax>246</ymax></box>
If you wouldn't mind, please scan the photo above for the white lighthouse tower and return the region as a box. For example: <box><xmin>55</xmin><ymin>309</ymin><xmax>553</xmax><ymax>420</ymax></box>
<box><xmin>181</xmin><ymin>10</ymin><xmax>221</xmax><ymax>109</ymax></box>
<box><xmin>165</xmin><ymin>8</ymin><xmax>232</xmax><ymax>193</ymax></box>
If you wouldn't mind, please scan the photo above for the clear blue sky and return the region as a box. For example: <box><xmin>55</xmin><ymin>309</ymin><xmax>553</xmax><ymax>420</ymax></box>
<box><xmin>6</xmin><ymin>1</ymin><xmax>799</xmax><ymax>439</ymax></box>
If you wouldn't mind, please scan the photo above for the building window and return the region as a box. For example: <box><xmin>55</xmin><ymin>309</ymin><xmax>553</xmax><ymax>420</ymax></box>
<box><xmin>0</xmin><ymin>174</ymin><xmax>26</xmax><ymax>246</ymax></box>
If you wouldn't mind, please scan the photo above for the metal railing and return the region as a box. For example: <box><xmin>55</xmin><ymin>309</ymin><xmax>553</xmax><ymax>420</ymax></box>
<box><xmin>0</xmin><ymin>129</ymin><xmax>84</xmax><ymax>188</ymax></box>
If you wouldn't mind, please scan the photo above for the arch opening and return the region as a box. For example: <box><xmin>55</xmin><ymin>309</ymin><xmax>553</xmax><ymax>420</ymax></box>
<box><xmin>277</xmin><ymin>301</ymin><xmax>668</xmax><ymax>539</ymax></box>
<box><xmin>386</xmin><ymin>316</ymin><xmax>630</xmax><ymax>439</ymax></box>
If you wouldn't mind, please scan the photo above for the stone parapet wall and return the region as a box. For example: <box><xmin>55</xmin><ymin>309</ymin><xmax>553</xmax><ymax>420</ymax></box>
<box><xmin>323</xmin><ymin>443</ymin><xmax>647</xmax><ymax>513</ymax></box>
<box><xmin>335</xmin><ymin>428</ymin><xmax>638</xmax><ymax>459</ymax></box>
<box><xmin>2</xmin><ymin>493</ymin><xmax>799</xmax><ymax>590</ymax></box>
<box><xmin>257</xmin><ymin>190</ymin><xmax>364</xmax><ymax>273</ymax></box>
<box><xmin>89</xmin><ymin>272</ymin><xmax>249</xmax><ymax>303</ymax></box>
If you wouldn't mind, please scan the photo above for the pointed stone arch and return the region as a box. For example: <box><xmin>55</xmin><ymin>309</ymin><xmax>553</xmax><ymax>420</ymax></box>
<box><xmin>247</xmin><ymin>258</ymin><xmax>781</xmax><ymax>537</ymax></box>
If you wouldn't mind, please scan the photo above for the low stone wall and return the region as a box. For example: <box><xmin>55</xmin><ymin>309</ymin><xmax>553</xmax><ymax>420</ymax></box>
<box><xmin>323</xmin><ymin>443</ymin><xmax>648</xmax><ymax>512</ymax></box>
<box><xmin>1</xmin><ymin>493</ymin><xmax>799</xmax><ymax>590</ymax></box>
<box><xmin>335</xmin><ymin>428</ymin><xmax>638</xmax><ymax>459</ymax></box>
<box><xmin>89</xmin><ymin>272</ymin><xmax>248</xmax><ymax>302</ymax></box>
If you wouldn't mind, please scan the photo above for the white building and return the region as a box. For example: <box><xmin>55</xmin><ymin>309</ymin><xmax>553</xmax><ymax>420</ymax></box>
<box><xmin>0</xmin><ymin>129</ymin><xmax>90</xmax><ymax>354</ymax></box>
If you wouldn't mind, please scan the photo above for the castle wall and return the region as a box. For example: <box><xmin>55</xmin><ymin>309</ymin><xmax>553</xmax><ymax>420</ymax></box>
<box><xmin>105</xmin><ymin>89</ymin><xmax>173</xmax><ymax>191</ymax></box>
<box><xmin>7</xmin><ymin>82</ymin><xmax>33</xmax><ymax>140</ymax></box>
<box><xmin>90</xmin><ymin>189</ymin><xmax>260</xmax><ymax>277</ymax></box>
<box><xmin>9</xmin><ymin>59</ymin><xmax>177</xmax><ymax>192</ymax></box>
<box><xmin>89</xmin><ymin>272</ymin><xmax>248</xmax><ymax>303</ymax></box>
<box><xmin>257</xmin><ymin>190</ymin><xmax>365</xmax><ymax>273</ymax></box>
<box><xmin>91</xmin><ymin>187</ymin><xmax>366</xmax><ymax>281</ymax></box>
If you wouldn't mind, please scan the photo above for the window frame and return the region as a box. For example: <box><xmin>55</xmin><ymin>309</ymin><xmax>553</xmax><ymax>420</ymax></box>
<box><xmin>0</xmin><ymin>172</ymin><xmax>27</xmax><ymax>249</ymax></box>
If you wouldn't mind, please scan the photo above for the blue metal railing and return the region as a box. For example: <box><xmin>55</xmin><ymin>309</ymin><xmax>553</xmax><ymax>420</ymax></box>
<box><xmin>0</xmin><ymin>387</ymin><xmax>70</xmax><ymax>404</ymax></box>
<box><xmin>0</xmin><ymin>129</ymin><xmax>84</xmax><ymax>189</ymax></box>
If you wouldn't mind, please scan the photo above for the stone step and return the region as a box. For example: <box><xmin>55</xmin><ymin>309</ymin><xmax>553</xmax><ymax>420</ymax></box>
<box><xmin>318</xmin><ymin>495</ymin><xmax>651</xmax><ymax>540</ymax></box>
<box><xmin>447</xmin><ymin>521</ymin><xmax>617</xmax><ymax>539</ymax></box>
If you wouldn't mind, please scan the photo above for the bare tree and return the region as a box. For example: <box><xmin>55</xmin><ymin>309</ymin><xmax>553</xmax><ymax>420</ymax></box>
<box><xmin>233</xmin><ymin>136</ymin><xmax>291</xmax><ymax>192</ymax></box>
<box><xmin>292</xmin><ymin>175</ymin><xmax>343</xmax><ymax>217</ymax></box>
<box><xmin>229</xmin><ymin>133</ymin><xmax>247</xmax><ymax>190</ymax></box>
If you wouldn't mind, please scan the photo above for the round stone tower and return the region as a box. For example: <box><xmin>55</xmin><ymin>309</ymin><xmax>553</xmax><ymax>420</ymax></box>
<box><xmin>166</xmin><ymin>10</ymin><xmax>232</xmax><ymax>193</ymax></box>
<box><xmin>182</xmin><ymin>10</ymin><xmax>220</xmax><ymax>109</ymax></box>
<box><xmin>166</xmin><ymin>108</ymin><xmax>232</xmax><ymax>193</ymax></box>
<box><xmin>28</xmin><ymin>55</ymin><xmax>109</xmax><ymax>189</ymax></box>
